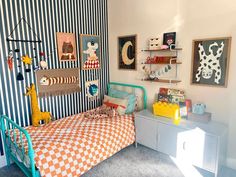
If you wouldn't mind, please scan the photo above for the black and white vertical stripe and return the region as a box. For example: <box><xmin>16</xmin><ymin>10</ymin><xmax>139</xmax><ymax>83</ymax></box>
<box><xmin>0</xmin><ymin>0</ymin><xmax>109</xmax><ymax>156</ymax></box>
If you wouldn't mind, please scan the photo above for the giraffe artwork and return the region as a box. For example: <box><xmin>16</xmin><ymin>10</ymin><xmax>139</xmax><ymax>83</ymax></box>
<box><xmin>191</xmin><ymin>37</ymin><xmax>231</xmax><ymax>87</ymax></box>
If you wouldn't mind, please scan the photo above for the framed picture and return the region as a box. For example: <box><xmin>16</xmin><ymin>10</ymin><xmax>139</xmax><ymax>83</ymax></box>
<box><xmin>85</xmin><ymin>79</ymin><xmax>99</xmax><ymax>100</ymax></box>
<box><xmin>191</xmin><ymin>37</ymin><xmax>231</xmax><ymax>87</ymax></box>
<box><xmin>163</xmin><ymin>32</ymin><xmax>176</xmax><ymax>49</ymax></box>
<box><xmin>56</xmin><ymin>32</ymin><xmax>77</xmax><ymax>61</ymax></box>
<box><xmin>118</xmin><ymin>35</ymin><xmax>137</xmax><ymax>70</ymax></box>
<box><xmin>80</xmin><ymin>34</ymin><xmax>100</xmax><ymax>70</ymax></box>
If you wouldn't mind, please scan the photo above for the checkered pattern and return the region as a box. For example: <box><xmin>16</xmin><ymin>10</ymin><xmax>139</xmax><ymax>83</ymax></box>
<box><xmin>23</xmin><ymin>111</ymin><xmax>135</xmax><ymax>177</ymax></box>
<box><xmin>83</xmin><ymin>60</ymin><xmax>100</xmax><ymax>69</ymax></box>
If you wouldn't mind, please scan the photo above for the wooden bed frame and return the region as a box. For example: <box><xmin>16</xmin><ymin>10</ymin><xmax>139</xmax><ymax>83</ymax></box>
<box><xmin>0</xmin><ymin>82</ymin><xmax>147</xmax><ymax>177</ymax></box>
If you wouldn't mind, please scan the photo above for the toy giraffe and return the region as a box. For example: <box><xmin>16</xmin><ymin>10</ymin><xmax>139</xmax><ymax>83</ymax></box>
<box><xmin>25</xmin><ymin>84</ymin><xmax>51</xmax><ymax>126</ymax></box>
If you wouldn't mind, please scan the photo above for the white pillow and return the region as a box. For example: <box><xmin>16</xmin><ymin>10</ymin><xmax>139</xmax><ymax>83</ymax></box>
<box><xmin>103</xmin><ymin>95</ymin><xmax>128</xmax><ymax>115</ymax></box>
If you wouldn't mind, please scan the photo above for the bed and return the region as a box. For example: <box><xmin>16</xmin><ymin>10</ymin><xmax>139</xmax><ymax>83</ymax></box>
<box><xmin>0</xmin><ymin>82</ymin><xmax>147</xmax><ymax>177</ymax></box>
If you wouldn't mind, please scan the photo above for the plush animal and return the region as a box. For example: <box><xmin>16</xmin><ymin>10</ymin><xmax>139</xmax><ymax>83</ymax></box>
<box><xmin>25</xmin><ymin>84</ymin><xmax>51</xmax><ymax>126</ymax></box>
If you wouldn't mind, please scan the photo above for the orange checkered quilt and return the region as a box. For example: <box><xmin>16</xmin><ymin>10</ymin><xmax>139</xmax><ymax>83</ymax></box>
<box><xmin>25</xmin><ymin>112</ymin><xmax>135</xmax><ymax>177</ymax></box>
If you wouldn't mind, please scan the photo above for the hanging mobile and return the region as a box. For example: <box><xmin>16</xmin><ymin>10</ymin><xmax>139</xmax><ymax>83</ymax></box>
<box><xmin>6</xmin><ymin>17</ymin><xmax>42</xmax><ymax>43</ymax></box>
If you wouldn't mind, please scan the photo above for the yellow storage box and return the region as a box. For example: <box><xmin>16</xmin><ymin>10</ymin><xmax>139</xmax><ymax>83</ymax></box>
<box><xmin>153</xmin><ymin>102</ymin><xmax>181</xmax><ymax>124</ymax></box>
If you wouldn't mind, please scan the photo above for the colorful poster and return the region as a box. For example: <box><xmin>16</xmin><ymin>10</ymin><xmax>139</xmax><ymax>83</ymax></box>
<box><xmin>80</xmin><ymin>34</ymin><xmax>100</xmax><ymax>70</ymax></box>
<box><xmin>85</xmin><ymin>80</ymin><xmax>99</xmax><ymax>99</ymax></box>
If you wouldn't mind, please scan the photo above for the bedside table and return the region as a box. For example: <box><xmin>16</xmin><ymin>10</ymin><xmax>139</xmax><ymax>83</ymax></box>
<box><xmin>135</xmin><ymin>109</ymin><xmax>228</xmax><ymax>177</ymax></box>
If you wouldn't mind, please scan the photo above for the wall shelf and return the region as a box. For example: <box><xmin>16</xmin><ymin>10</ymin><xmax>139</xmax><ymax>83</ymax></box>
<box><xmin>143</xmin><ymin>78</ymin><xmax>181</xmax><ymax>84</ymax></box>
<box><xmin>141</xmin><ymin>46</ymin><xmax>182</xmax><ymax>84</ymax></box>
<box><xmin>142</xmin><ymin>61</ymin><xmax>182</xmax><ymax>65</ymax></box>
<box><xmin>141</xmin><ymin>48</ymin><xmax>182</xmax><ymax>52</ymax></box>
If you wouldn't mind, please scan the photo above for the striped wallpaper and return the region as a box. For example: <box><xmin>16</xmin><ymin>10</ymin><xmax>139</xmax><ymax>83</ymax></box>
<box><xmin>0</xmin><ymin>0</ymin><xmax>109</xmax><ymax>157</ymax></box>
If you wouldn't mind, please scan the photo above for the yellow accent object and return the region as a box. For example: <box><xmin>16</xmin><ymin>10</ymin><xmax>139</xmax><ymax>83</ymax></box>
<box><xmin>153</xmin><ymin>102</ymin><xmax>181</xmax><ymax>125</ymax></box>
<box><xmin>22</xmin><ymin>55</ymin><xmax>32</xmax><ymax>65</ymax></box>
<box><xmin>25</xmin><ymin>84</ymin><xmax>51</xmax><ymax>126</ymax></box>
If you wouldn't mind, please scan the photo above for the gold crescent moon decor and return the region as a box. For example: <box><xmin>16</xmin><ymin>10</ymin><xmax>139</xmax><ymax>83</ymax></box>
<box><xmin>121</xmin><ymin>41</ymin><xmax>135</xmax><ymax>65</ymax></box>
<box><xmin>118</xmin><ymin>35</ymin><xmax>137</xmax><ymax>70</ymax></box>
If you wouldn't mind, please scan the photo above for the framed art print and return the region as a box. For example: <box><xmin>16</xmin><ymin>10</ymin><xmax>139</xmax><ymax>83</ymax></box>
<box><xmin>80</xmin><ymin>34</ymin><xmax>100</xmax><ymax>70</ymax></box>
<box><xmin>163</xmin><ymin>32</ymin><xmax>176</xmax><ymax>49</ymax></box>
<box><xmin>118</xmin><ymin>35</ymin><xmax>137</xmax><ymax>70</ymax></box>
<box><xmin>85</xmin><ymin>80</ymin><xmax>99</xmax><ymax>100</ymax></box>
<box><xmin>191</xmin><ymin>37</ymin><xmax>231</xmax><ymax>87</ymax></box>
<box><xmin>56</xmin><ymin>32</ymin><xmax>77</xmax><ymax>61</ymax></box>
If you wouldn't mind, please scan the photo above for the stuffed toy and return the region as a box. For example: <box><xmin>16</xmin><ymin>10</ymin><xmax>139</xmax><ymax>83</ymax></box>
<box><xmin>25</xmin><ymin>84</ymin><xmax>51</xmax><ymax>126</ymax></box>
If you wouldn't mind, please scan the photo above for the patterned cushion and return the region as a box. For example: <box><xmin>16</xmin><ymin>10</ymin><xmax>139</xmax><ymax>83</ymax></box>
<box><xmin>103</xmin><ymin>95</ymin><xmax>128</xmax><ymax>115</ymax></box>
<box><xmin>108</xmin><ymin>88</ymin><xmax>136</xmax><ymax>114</ymax></box>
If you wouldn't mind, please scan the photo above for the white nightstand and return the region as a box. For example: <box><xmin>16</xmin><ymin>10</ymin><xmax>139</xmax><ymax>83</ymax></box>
<box><xmin>135</xmin><ymin>109</ymin><xmax>228</xmax><ymax>177</ymax></box>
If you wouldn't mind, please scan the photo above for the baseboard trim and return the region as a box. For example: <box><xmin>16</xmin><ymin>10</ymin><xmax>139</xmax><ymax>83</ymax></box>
<box><xmin>227</xmin><ymin>158</ymin><xmax>236</xmax><ymax>170</ymax></box>
<box><xmin>0</xmin><ymin>155</ymin><xmax>6</xmax><ymax>168</ymax></box>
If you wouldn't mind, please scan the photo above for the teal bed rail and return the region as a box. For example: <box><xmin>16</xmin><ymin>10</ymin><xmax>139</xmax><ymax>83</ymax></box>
<box><xmin>0</xmin><ymin>115</ymin><xmax>40</xmax><ymax>177</ymax></box>
<box><xmin>108</xmin><ymin>82</ymin><xmax>147</xmax><ymax>109</ymax></box>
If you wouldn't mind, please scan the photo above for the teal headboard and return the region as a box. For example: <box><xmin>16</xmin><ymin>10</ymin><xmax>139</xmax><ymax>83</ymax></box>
<box><xmin>108</xmin><ymin>82</ymin><xmax>147</xmax><ymax>109</ymax></box>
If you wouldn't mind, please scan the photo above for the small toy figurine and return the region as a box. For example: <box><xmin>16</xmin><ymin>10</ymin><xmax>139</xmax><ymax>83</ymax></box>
<box><xmin>192</xmin><ymin>103</ymin><xmax>206</xmax><ymax>115</ymax></box>
<box><xmin>7</xmin><ymin>51</ymin><xmax>13</xmax><ymax>70</ymax></box>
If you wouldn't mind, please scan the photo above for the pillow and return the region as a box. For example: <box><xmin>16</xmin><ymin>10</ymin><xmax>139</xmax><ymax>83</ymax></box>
<box><xmin>103</xmin><ymin>95</ymin><xmax>128</xmax><ymax>115</ymax></box>
<box><xmin>108</xmin><ymin>88</ymin><xmax>136</xmax><ymax>114</ymax></box>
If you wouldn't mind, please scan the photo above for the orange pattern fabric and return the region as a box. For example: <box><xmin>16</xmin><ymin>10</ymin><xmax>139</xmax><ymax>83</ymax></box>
<box><xmin>25</xmin><ymin>112</ymin><xmax>135</xmax><ymax>177</ymax></box>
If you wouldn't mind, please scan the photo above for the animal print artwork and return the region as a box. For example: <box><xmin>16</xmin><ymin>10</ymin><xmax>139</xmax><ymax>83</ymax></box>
<box><xmin>191</xmin><ymin>38</ymin><xmax>231</xmax><ymax>87</ymax></box>
<box><xmin>196</xmin><ymin>42</ymin><xmax>224</xmax><ymax>84</ymax></box>
<box><xmin>40</xmin><ymin>76</ymin><xmax>78</xmax><ymax>86</ymax></box>
<box><xmin>36</xmin><ymin>68</ymin><xmax>80</xmax><ymax>97</ymax></box>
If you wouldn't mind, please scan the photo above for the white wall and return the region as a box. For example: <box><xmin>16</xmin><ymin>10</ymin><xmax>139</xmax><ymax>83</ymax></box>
<box><xmin>108</xmin><ymin>0</ymin><xmax>236</xmax><ymax>169</ymax></box>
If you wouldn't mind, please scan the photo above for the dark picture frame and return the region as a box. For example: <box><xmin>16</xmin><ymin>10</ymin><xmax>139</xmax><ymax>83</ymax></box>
<box><xmin>163</xmin><ymin>32</ymin><xmax>176</xmax><ymax>49</ymax></box>
<box><xmin>191</xmin><ymin>37</ymin><xmax>231</xmax><ymax>87</ymax></box>
<box><xmin>118</xmin><ymin>35</ymin><xmax>137</xmax><ymax>70</ymax></box>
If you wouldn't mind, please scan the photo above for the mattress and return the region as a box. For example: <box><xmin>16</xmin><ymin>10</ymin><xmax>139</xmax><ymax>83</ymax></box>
<box><xmin>23</xmin><ymin>111</ymin><xmax>135</xmax><ymax>177</ymax></box>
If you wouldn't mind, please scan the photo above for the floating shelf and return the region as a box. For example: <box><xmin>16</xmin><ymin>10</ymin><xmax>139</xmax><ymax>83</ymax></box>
<box><xmin>142</xmin><ymin>61</ymin><xmax>182</xmax><ymax>65</ymax></box>
<box><xmin>143</xmin><ymin>78</ymin><xmax>181</xmax><ymax>83</ymax></box>
<box><xmin>142</xmin><ymin>48</ymin><xmax>182</xmax><ymax>52</ymax></box>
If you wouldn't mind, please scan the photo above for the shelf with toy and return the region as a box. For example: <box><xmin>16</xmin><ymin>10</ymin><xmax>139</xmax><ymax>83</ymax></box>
<box><xmin>141</xmin><ymin>48</ymin><xmax>182</xmax><ymax>52</ymax></box>
<box><xmin>141</xmin><ymin>46</ymin><xmax>182</xmax><ymax>84</ymax></box>
<box><xmin>143</xmin><ymin>78</ymin><xmax>181</xmax><ymax>84</ymax></box>
<box><xmin>142</xmin><ymin>56</ymin><xmax>181</xmax><ymax>64</ymax></box>
<box><xmin>142</xmin><ymin>57</ymin><xmax>182</xmax><ymax>65</ymax></box>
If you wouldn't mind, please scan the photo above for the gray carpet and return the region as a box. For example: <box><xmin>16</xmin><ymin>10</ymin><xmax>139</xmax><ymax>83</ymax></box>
<box><xmin>0</xmin><ymin>144</ymin><xmax>235</xmax><ymax>177</ymax></box>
